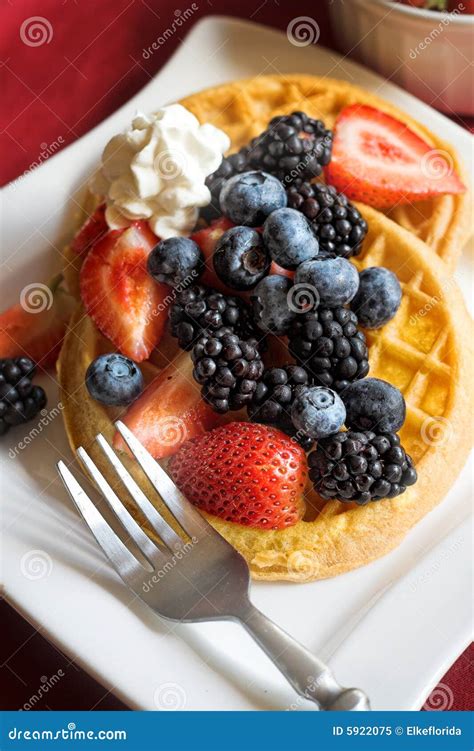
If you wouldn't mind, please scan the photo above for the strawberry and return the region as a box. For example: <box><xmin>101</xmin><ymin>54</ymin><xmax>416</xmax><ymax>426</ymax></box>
<box><xmin>397</xmin><ymin>0</ymin><xmax>427</xmax><ymax>6</ymax></box>
<box><xmin>191</xmin><ymin>217</ymin><xmax>236</xmax><ymax>293</ymax></box>
<box><xmin>71</xmin><ymin>204</ymin><xmax>108</xmax><ymax>256</ymax></box>
<box><xmin>270</xmin><ymin>261</ymin><xmax>294</xmax><ymax>280</ymax></box>
<box><xmin>168</xmin><ymin>422</ymin><xmax>307</xmax><ymax>529</ymax></box>
<box><xmin>192</xmin><ymin>218</ymin><xmax>295</xmax><ymax>292</ymax></box>
<box><xmin>325</xmin><ymin>104</ymin><xmax>466</xmax><ymax>209</ymax></box>
<box><xmin>80</xmin><ymin>221</ymin><xmax>169</xmax><ymax>362</ymax></box>
<box><xmin>448</xmin><ymin>0</ymin><xmax>474</xmax><ymax>10</ymax></box>
<box><xmin>113</xmin><ymin>349</ymin><xmax>226</xmax><ymax>459</ymax></box>
<box><xmin>0</xmin><ymin>276</ymin><xmax>75</xmax><ymax>369</ymax></box>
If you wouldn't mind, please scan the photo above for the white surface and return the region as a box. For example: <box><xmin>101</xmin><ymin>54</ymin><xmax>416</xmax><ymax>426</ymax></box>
<box><xmin>329</xmin><ymin>0</ymin><xmax>474</xmax><ymax>116</ymax></box>
<box><xmin>1</xmin><ymin>17</ymin><xmax>472</xmax><ymax>712</ymax></box>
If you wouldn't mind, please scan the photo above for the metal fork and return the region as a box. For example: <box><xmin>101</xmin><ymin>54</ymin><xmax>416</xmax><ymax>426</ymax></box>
<box><xmin>57</xmin><ymin>420</ymin><xmax>370</xmax><ymax>711</ymax></box>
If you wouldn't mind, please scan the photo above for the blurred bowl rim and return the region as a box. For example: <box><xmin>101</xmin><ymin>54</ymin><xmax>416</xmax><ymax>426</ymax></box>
<box><xmin>349</xmin><ymin>0</ymin><xmax>474</xmax><ymax>26</ymax></box>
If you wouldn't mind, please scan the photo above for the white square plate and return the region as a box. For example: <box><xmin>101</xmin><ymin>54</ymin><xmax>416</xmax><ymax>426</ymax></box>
<box><xmin>2</xmin><ymin>17</ymin><xmax>472</xmax><ymax>711</ymax></box>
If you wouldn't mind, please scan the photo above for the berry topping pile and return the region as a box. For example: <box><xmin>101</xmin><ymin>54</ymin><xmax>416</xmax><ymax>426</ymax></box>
<box><xmin>73</xmin><ymin>106</ymin><xmax>428</xmax><ymax>527</ymax></box>
<box><xmin>0</xmin><ymin>357</ymin><xmax>47</xmax><ymax>436</ymax></box>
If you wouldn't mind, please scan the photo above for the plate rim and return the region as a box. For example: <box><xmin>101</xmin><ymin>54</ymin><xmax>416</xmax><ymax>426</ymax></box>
<box><xmin>2</xmin><ymin>15</ymin><xmax>472</xmax><ymax>712</ymax></box>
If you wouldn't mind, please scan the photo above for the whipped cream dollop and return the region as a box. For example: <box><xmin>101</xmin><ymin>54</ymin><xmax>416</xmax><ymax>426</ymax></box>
<box><xmin>90</xmin><ymin>104</ymin><xmax>230</xmax><ymax>238</ymax></box>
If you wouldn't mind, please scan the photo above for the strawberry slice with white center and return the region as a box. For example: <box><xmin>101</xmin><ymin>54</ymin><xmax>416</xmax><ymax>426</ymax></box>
<box><xmin>80</xmin><ymin>221</ymin><xmax>169</xmax><ymax>362</ymax></box>
<box><xmin>325</xmin><ymin>104</ymin><xmax>466</xmax><ymax>209</ymax></box>
<box><xmin>191</xmin><ymin>217</ymin><xmax>236</xmax><ymax>293</ymax></box>
<box><xmin>71</xmin><ymin>204</ymin><xmax>108</xmax><ymax>255</ymax></box>
<box><xmin>0</xmin><ymin>276</ymin><xmax>75</xmax><ymax>369</ymax></box>
<box><xmin>113</xmin><ymin>349</ymin><xmax>227</xmax><ymax>459</ymax></box>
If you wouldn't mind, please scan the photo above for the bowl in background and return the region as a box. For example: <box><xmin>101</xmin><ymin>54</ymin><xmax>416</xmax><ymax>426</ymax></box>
<box><xmin>328</xmin><ymin>0</ymin><xmax>474</xmax><ymax>115</ymax></box>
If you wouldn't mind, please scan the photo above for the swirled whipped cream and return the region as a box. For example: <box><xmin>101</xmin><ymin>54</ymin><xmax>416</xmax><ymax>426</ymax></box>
<box><xmin>90</xmin><ymin>104</ymin><xmax>230</xmax><ymax>238</ymax></box>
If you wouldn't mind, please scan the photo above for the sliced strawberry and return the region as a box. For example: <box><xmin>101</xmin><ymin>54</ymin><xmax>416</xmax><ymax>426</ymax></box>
<box><xmin>80</xmin><ymin>222</ymin><xmax>169</xmax><ymax>362</ymax></box>
<box><xmin>168</xmin><ymin>422</ymin><xmax>307</xmax><ymax>529</ymax></box>
<box><xmin>270</xmin><ymin>261</ymin><xmax>294</xmax><ymax>280</ymax></box>
<box><xmin>325</xmin><ymin>104</ymin><xmax>466</xmax><ymax>209</ymax></box>
<box><xmin>113</xmin><ymin>349</ymin><xmax>225</xmax><ymax>459</ymax></box>
<box><xmin>397</xmin><ymin>0</ymin><xmax>426</xmax><ymax>6</ymax></box>
<box><xmin>0</xmin><ymin>277</ymin><xmax>75</xmax><ymax>369</ymax></box>
<box><xmin>192</xmin><ymin>218</ymin><xmax>294</xmax><ymax>293</ymax></box>
<box><xmin>71</xmin><ymin>204</ymin><xmax>108</xmax><ymax>255</ymax></box>
<box><xmin>448</xmin><ymin>0</ymin><xmax>474</xmax><ymax>10</ymax></box>
<box><xmin>191</xmin><ymin>217</ymin><xmax>236</xmax><ymax>293</ymax></box>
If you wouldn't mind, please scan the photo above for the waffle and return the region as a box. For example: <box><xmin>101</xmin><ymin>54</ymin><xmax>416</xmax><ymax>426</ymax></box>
<box><xmin>57</xmin><ymin>78</ymin><xmax>473</xmax><ymax>581</ymax></box>
<box><xmin>181</xmin><ymin>75</ymin><xmax>471</xmax><ymax>269</ymax></box>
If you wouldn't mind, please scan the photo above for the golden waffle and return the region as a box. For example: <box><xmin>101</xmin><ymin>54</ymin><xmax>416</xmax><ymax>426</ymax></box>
<box><xmin>57</xmin><ymin>77</ymin><xmax>473</xmax><ymax>581</ymax></box>
<box><xmin>181</xmin><ymin>75</ymin><xmax>471</xmax><ymax>270</ymax></box>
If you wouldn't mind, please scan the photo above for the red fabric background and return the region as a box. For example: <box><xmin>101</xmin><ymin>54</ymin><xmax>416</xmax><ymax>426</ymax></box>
<box><xmin>1</xmin><ymin>0</ymin><xmax>472</xmax><ymax>711</ymax></box>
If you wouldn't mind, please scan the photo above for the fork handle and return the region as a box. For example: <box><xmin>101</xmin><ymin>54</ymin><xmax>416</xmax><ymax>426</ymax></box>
<box><xmin>239</xmin><ymin>605</ymin><xmax>370</xmax><ymax>710</ymax></box>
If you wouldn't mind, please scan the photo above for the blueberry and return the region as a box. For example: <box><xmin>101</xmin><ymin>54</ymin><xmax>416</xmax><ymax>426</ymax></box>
<box><xmin>342</xmin><ymin>378</ymin><xmax>406</xmax><ymax>433</ymax></box>
<box><xmin>213</xmin><ymin>226</ymin><xmax>270</xmax><ymax>290</ymax></box>
<box><xmin>250</xmin><ymin>275</ymin><xmax>296</xmax><ymax>335</ymax></box>
<box><xmin>350</xmin><ymin>267</ymin><xmax>402</xmax><ymax>329</ymax></box>
<box><xmin>263</xmin><ymin>208</ymin><xmax>319</xmax><ymax>269</ymax></box>
<box><xmin>219</xmin><ymin>171</ymin><xmax>287</xmax><ymax>226</ymax></box>
<box><xmin>147</xmin><ymin>237</ymin><xmax>203</xmax><ymax>287</ymax></box>
<box><xmin>295</xmin><ymin>257</ymin><xmax>359</xmax><ymax>307</ymax></box>
<box><xmin>85</xmin><ymin>354</ymin><xmax>144</xmax><ymax>407</ymax></box>
<box><xmin>291</xmin><ymin>386</ymin><xmax>346</xmax><ymax>440</ymax></box>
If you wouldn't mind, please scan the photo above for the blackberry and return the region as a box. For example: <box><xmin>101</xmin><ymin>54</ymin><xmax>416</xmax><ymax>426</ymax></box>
<box><xmin>192</xmin><ymin>331</ymin><xmax>264</xmax><ymax>414</ymax></box>
<box><xmin>308</xmin><ymin>430</ymin><xmax>417</xmax><ymax>504</ymax></box>
<box><xmin>247</xmin><ymin>112</ymin><xmax>332</xmax><ymax>186</ymax></box>
<box><xmin>289</xmin><ymin>306</ymin><xmax>369</xmax><ymax>392</ymax></box>
<box><xmin>203</xmin><ymin>149</ymin><xmax>250</xmax><ymax>221</ymax></box>
<box><xmin>169</xmin><ymin>284</ymin><xmax>260</xmax><ymax>350</ymax></box>
<box><xmin>0</xmin><ymin>357</ymin><xmax>47</xmax><ymax>436</ymax></box>
<box><xmin>247</xmin><ymin>365</ymin><xmax>314</xmax><ymax>450</ymax></box>
<box><xmin>286</xmin><ymin>182</ymin><xmax>368</xmax><ymax>258</ymax></box>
